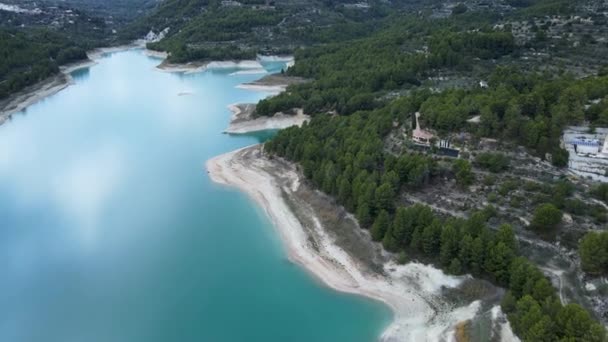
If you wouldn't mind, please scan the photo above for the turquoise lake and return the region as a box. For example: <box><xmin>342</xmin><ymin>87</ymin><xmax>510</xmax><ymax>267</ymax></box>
<box><xmin>0</xmin><ymin>50</ymin><xmax>391</xmax><ymax>342</ymax></box>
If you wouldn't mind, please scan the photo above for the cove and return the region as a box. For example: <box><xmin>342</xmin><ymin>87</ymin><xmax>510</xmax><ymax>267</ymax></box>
<box><xmin>0</xmin><ymin>50</ymin><xmax>392</xmax><ymax>342</ymax></box>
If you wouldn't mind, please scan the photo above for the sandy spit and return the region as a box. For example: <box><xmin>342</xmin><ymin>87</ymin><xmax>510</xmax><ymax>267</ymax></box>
<box><xmin>225</xmin><ymin>104</ymin><xmax>309</xmax><ymax>134</ymax></box>
<box><xmin>235</xmin><ymin>83</ymin><xmax>287</xmax><ymax>95</ymax></box>
<box><xmin>156</xmin><ymin>59</ymin><xmax>268</xmax><ymax>74</ymax></box>
<box><xmin>206</xmin><ymin>145</ymin><xmax>488</xmax><ymax>341</ymax></box>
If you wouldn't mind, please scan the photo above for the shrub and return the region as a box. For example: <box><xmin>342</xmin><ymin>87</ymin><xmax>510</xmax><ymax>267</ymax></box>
<box><xmin>530</xmin><ymin>203</ymin><xmax>562</xmax><ymax>232</ymax></box>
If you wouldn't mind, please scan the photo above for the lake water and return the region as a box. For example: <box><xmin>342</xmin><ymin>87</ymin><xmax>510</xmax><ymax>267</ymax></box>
<box><xmin>0</xmin><ymin>50</ymin><xmax>391</xmax><ymax>342</ymax></box>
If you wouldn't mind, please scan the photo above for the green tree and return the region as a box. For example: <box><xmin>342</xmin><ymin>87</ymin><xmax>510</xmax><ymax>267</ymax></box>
<box><xmin>551</xmin><ymin>147</ymin><xmax>569</xmax><ymax>167</ymax></box>
<box><xmin>509</xmin><ymin>257</ymin><xmax>532</xmax><ymax>298</ymax></box>
<box><xmin>501</xmin><ymin>291</ymin><xmax>517</xmax><ymax>314</ymax></box>
<box><xmin>592</xmin><ymin>183</ymin><xmax>608</xmax><ymax>203</ymax></box>
<box><xmin>495</xmin><ymin>224</ymin><xmax>518</xmax><ymax>251</ymax></box>
<box><xmin>474</xmin><ymin>152</ymin><xmax>510</xmax><ymax>173</ymax></box>
<box><xmin>392</xmin><ymin>207</ymin><xmax>414</xmax><ymax>247</ymax></box>
<box><xmin>410</xmin><ymin>227</ymin><xmax>423</xmax><ymax>253</ymax></box>
<box><xmin>422</xmin><ymin>220</ymin><xmax>442</xmax><ymax>256</ymax></box>
<box><xmin>448</xmin><ymin>258</ymin><xmax>463</xmax><ymax>275</ymax></box>
<box><xmin>464</xmin><ymin>211</ymin><xmax>487</xmax><ymax>237</ymax></box>
<box><xmin>356</xmin><ymin>201</ymin><xmax>372</xmax><ymax>228</ymax></box>
<box><xmin>382</xmin><ymin>225</ymin><xmax>399</xmax><ymax>251</ymax></box>
<box><xmin>525</xmin><ymin>315</ymin><xmax>556</xmax><ymax>341</ymax></box>
<box><xmin>530</xmin><ymin>203</ymin><xmax>562</xmax><ymax>232</ymax></box>
<box><xmin>513</xmin><ymin>295</ymin><xmax>544</xmax><ymax>334</ymax></box>
<box><xmin>375</xmin><ymin>182</ymin><xmax>395</xmax><ymax>212</ymax></box>
<box><xmin>371</xmin><ymin>210</ymin><xmax>390</xmax><ymax>241</ymax></box>
<box><xmin>484</xmin><ymin>242</ymin><xmax>515</xmax><ymax>285</ymax></box>
<box><xmin>458</xmin><ymin>234</ymin><xmax>474</xmax><ymax>269</ymax></box>
<box><xmin>440</xmin><ymin>224</ymin><xmax>460</xmax><ymax>266</ymax></box>
<box><xmin>471</xmin><ymin>237</ymin><xmax>485</xmax><ymax>274</ymax></box>
<box><xmin>452</xmin><ymin>159</ymin><xmax>474</xmax><ymax>187</ymax></box>
<box><xmin>556</xmin><ymin>304</ymin><xmax>605</xmax><ymax>341</ymax></box>
<box><xmin>579</xmin><ymin>231</ymin><xmax>608</xmax><ymax>275</ymax></box>
<box><xmin>338</xmin><ymin>178</ymin><xmax>352</xmax><ymax>207</ymax></box>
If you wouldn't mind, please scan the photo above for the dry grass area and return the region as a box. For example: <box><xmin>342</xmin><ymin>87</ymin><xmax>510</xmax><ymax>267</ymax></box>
<box><xmin>278</xmin><ymin>166</ymin><xmax>387</xmax><ymax>274</ymax></box>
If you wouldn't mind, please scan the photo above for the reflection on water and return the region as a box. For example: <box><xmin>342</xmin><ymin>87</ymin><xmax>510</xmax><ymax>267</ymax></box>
<box><xmin>71</xmin><ymin>67</ymin><xmax>90</xmax><ymax>82</ymax></box>
<box><xmin>0</xmin><ymin>50</ymin><xmax>391</xmax><ymax>342</ymax></box>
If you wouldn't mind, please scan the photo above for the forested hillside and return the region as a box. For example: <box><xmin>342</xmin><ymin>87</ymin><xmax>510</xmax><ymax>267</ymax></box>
<box><xmin>0</xmin><ymin>0</ymin><xmax>154</xmax><ymax>100</ymax></box>
<box><xmin>0</xmin><ymin>29</ymin><xmax>87</xmax><ymax>99</ymax></box>
<box><xmin>258</xmin><ymin>1</ymin><xmax>608</xmax><ymax>340</ymax></box>
<box><xmin>123</xmin><ymin>0</ymin><xmax>424</xmax><ymax>62</ymax></box>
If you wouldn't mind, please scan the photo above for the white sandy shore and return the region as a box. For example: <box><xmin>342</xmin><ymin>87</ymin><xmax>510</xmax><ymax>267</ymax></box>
<box><xmin>229</xmin><ymin>68</ymin><xmax>269</xmax><ymax>76</ymax></box>
<box><xmin>235</xmin><ymin>83</ymin><xmax>287</xmax><ymax>95</ymax></box>
<box><xmin>156</xmin><ymin>62</ymin><xmax>208</xmax><ymax>74</ymax></box>
<box><xmin>256</xmin><ymin>55</ymin><xmax>294</xmax><ymax>63</ymax></box>
<box><xmin>225</xmin><ymin>104</ymin><xmax>309</xmax><ymax>134</ymax></box>
<box><xmin>206</xmin><ymin>145</ymin><xmax>495</xmax><ymax>341</ymax></box>
<box><xmin>156</xmin><ymin>59</ymin><xmax>267</xmax><ymax>74</ymax></box>
<box><xmin>143</xmin><ymin>49</ymin><xmax>169</xmax><ymax>60</ymax></box>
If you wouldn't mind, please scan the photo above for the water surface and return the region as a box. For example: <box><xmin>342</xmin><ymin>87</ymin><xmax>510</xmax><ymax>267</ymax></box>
<box><xmin>0</xmin><ymin>50</ymin><xmax>391</xmax><ymax>342</ymax></box>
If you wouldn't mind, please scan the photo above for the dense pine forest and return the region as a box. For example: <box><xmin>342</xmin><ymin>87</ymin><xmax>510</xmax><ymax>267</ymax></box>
<box><xmin>260</xmin><ymin>1</ymin><xmax>608</xmax><ymax>340</ymax></box>
<box><xmin>0</xmin><ymin>29</ymin><xmax>87</xmax><ymax>99</ymax></box>
<box><xmin>0</xmin><ymin>0</ymin><xmax>139</xmax><ymax>100</ymax></box>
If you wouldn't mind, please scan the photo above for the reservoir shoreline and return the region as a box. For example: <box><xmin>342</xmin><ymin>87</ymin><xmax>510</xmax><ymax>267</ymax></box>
<box><xmin>224</xmin><ymin>103</ymin><xmax>309</xmax><ymax>134</ymax></box>
<box><xmin>0</xmin><ymin>48</ymin><xmax>399</xmax><ymax>341</ymax></box>
<box><xmin>206</xmin><ymin>145</ymin><xmax>489</xmax><ymax>341</ymax></box>
<box><xmin>211</xmin><ymin>69</ymin><xmax>520</xmax><ymax>341</ymax></box>
<box><xmin>0</xmin><ymin>47</ymin><xmax>517</xmax><ymax>340</ymax></box>
<box><xmin>0</xmin><ymin>41</ymin><xmax>295</xmax><ymax>126</ymax></box>
<box><xmin>0</xmin><ymin>42</ymin><xmax>142</xmax><ymax>124</ymax></box>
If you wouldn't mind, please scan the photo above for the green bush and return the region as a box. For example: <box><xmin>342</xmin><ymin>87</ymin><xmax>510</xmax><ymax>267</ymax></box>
<box><xmin>530</xmin><ymin>203</ymin><xmax>562</xmax><ymax>232</ymax></box>
<box><xmin>475</xmin><ymin>153</ymin><xmax>510</xmax><ymax>173</ymax></box>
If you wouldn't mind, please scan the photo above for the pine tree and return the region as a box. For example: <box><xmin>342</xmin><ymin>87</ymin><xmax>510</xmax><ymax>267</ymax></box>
<box><xmin>422</xmin><ymin>219</ymin><xmax>442</xmax><ymax>256</ymax></box>
<box><xmin>375</xmin><ymin>182</ymin><xmax>395</xmax><ymax>212</ymax></box>
<box><xmin>448</xmin><ymin>258</ymin><xmax>462</xmax><ymax>275</ymax></box>
<box><xmin>471</xmin><ymin>237</ymin><xmax>485</xmax><ymax>275</ymax></box>
<box><xmin>464</xmin><ymin>212</ymin><xmax>486</xmax><ymax>237</ymax></box>
<box><xmin>508</xmin><ymin>257</ymin><xmax>531</xmax><ymax>298</ymax></box>
<box><xmin>410</xmin><ymin>227</ymin><xmax>423</xmax><ymax>253</ymax></box>
<box><xmin>525</xmin><ymin>316</ymin><xmax>556</xmax><ymax>342</ymax></box>
<box><xmin>356</xmin><ymin>201</ymin><xmax>372</xmax><ymax>228</ymax></box>
<box><xmin>371</xmin><ymin>210</ymin><xmax>390</xmax><ymax>241</ymax></box>
<box><xmin>440</xmin><ymin>224</ymin><xmax>460</xmax><ymax>266</ymax></box>
<box><xmin>484</xmin><ymin>241</ymin><xmax>514</xmax><ymax>286</ymax></box>
<box><xmin>530</xmin><ymin>203</ymin><xmax>562</xmax><ymax>232</ymax></box>
<box><xmin>338</xmin><ymin>178</ymin><xmax>351</xmax><ymax>207</ymax></box>
<box><xmin>579</xmin><ymin>231</ymin><xmax>608</xmax><ymax>275</ymax></box>
<box><xmin>514</xmin><ymin>295</ymin><xmax>543</xmax><ymax>334</ymax></box>
<box><xmin>556</xmin><ymin>304</ymin><xmax>605</xmax><ymax>341</ymax></box>
<box><xmin>458</xmin><ymin>234</ymin><xmax>474</xmax><ymax>269</ymax></box>
<box><xmin>495</xmin><ymin>224</ymin><xmax>517</xmax><ymax>251</ymax></box>
<box><xmin>392</xmin><ymin>207</ymin><xmax>415</xmax><ymax>247</ymax></box>
<box><xmin>382</xmin><ymin>225</ymin><xmax>399</xmax><ymax>251</ymax></box>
